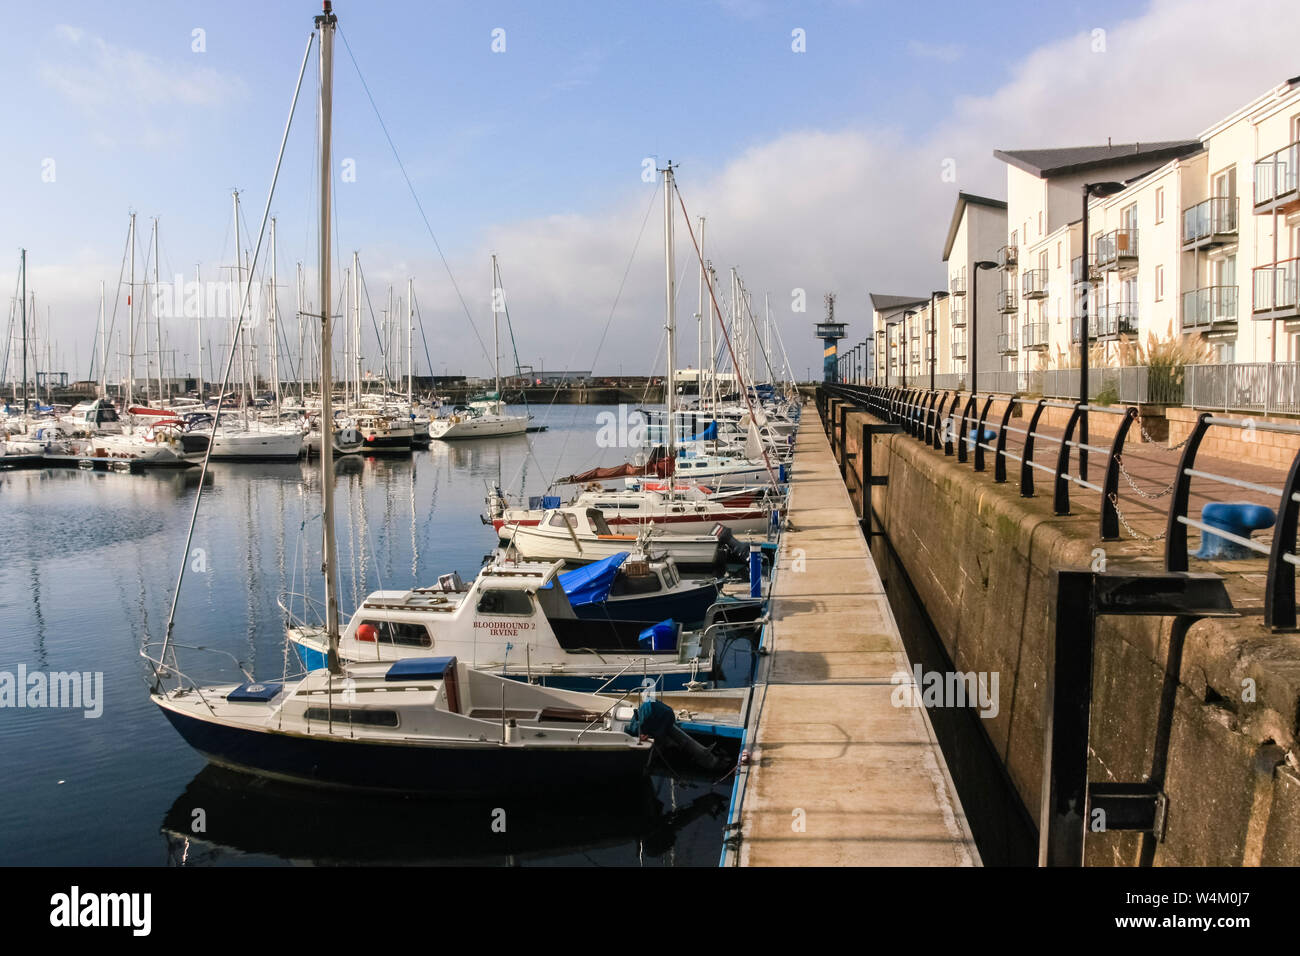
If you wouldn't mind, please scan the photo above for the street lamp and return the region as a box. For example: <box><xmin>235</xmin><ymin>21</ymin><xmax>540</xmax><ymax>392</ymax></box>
<box><xmin>1079</xmin><ymin>180</ymin><xmax>1126</xmax><ymax>481</ymax></box>
<box><xmin>971</xmin><ymin>260</ymin><xmax>997</xmax><ymax>396</ymax></box>
<box><xmin>929</xmin><ymin>290</ymin><xmax>949</xmax><ymax>392</ymax></box>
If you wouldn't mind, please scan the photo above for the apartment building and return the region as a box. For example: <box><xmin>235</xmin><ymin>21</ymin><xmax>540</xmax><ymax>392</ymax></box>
<box><xmin>992</xmin><ymin>141</ymin><xmax>1202</xmax><ymax>377</ymax></box>
<box><xmin>941</xmin><ymin>192</ymin><xmax>1007</xmax><ymax>383</ymax></box>
<box><xmin>869</xmin><ymin>292</ymin><xmax>929</xmax><ymax>385</ymax></box>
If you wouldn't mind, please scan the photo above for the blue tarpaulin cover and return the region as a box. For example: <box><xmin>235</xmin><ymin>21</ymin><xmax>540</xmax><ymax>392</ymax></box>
<box><xmin>638</xmin><ymin>619</ymin><xmax>677</xmax><ymax>651</ymax></box>
<box><xmin>686</xmin><ymin>421</ymin><xmax>718</xmax><ymax>442</ymax></box>
<box><xmin>552</xmin><ymin>551</ymin><xmax>630</xmax><ymax>607</ymax></box>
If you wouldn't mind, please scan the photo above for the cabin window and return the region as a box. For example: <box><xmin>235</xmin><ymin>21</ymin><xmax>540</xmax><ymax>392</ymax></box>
<box><xmin>476</xmin><ymin>589</ymin><xmax>534</xmax><ymax>615</ymax></box>
<box><xmin>356</xmin><ymin>619</ymin><xmax>431</xmax><ymax>647</ymax></box>
<box><xmin>304</xmin><ymin>707</ymin><xmax>399</xmax><ymax>728</ymax></box>
<box><xmin>588</xmin><ymin>512</ymin><xmax>614</xmax><ymax>535</ymax></box>
<box><xmin>547</xmin><ymin>513</ymin><xmax>570</xmax><ymax>528</ymax></box>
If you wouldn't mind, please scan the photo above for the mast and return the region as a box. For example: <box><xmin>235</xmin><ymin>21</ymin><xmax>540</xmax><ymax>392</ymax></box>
<box><xmin>316</xmin><ymin>0</ymin><xmax>341</xmax><ymax>674</ymax></box>
<box><xmin>663</xmin><ymin>163</ymin><xmax>677</xmax><ymax>474</ymax></box>
<box><xmin>127</xmin><ymin>214</ymin><xmax>135</xmax><ymax>407</ymax></box>
<box><xmin>492</xmin><ymin>253</ymin><xmax>501</xmax><ymax>405</ymax></box>
<box><xmin>695</xmin><ymin>216</ymin><xmax>705</xmax><ymax>405</ymax></box>
<box><xmin>195</xmin><ymin>265</ymin><xmax>204</xmax><ymax>399</ymax></box>
<box><xmin>98</xmin><ymin>281</ymin><xmax>107</xmax><ymax>398</ymax></box>
<box><xmin>352</xmin><ymin>250</ymin><xmax>361</xmax><ymax>403</ymax></box>
<box><xmin>270</xmin><ymin>217</ymin><xmax>281</xmax><ymax>411</ymax></box>
<box><xmin>153</xmin><ymin>218</ymin><xmax>163</xmax><ymax>403</ymax></box>
<box><xmin>406</xmin><ymin>276</ymin><xmax>413</xmax><ymax>409</ymax></box>
<box><xmin>19</xmin><ymin>249</ymin><xmax>27</xmax><ymax>415</ymax></box>
<box><xmin>233</xmin><ymin>190</ymin><xmax>249</xmax><ymax>424</ymax></box>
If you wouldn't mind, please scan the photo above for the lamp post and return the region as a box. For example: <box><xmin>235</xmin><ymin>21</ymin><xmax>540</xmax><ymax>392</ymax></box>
<box><xmin>971</xmin><ymin>260</ymin><xmax>997</xmax><ymax>397</ymax></box>
<box><xmin>929</xmin><ymin>290</ymin><xmax>949</xmax><ymax>391</ymax></box>
<box><xmin>1079</xmin><ymin>181</ymin><xmax>1126</xmax><ymax>480</ymax></box>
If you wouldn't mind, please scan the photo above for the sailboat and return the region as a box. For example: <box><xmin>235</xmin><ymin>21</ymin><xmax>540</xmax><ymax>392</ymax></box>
<box><xmin>146</xmin><ymin>2</ymin><xmax>656</xmax><ymax>794</ymax></box>
<box><xmin>428</xmin><ymin>255</ymin><xmax>529</xmax><ymax>439</ymax></box>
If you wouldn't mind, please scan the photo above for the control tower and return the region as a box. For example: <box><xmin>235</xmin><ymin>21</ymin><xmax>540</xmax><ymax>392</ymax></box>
<box><xmin>815</xmin><ymin>293</ymin><xmax>848</xmax><ymax>382</ymax></box>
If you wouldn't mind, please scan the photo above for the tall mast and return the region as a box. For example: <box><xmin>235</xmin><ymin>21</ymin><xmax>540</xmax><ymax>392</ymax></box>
<box><xmin>127</xmin><ymin>214</ymin><xmax>135</xmax><ymax>407</ymax></box>
<box><xmin>98</xmin><ymin>280</ymin><xmax>106</xmax><ymax>398</ymax></box>
<box><xmin>270</xmin><ymin>217</ymin><xmax>281</xmax><ymax>411</ymax></box>
<box><xmin>195</xmin><ymin>265</ymin><xmax>204</xmax><ymax>399</ymax></box>
<box><xmin>663</xmin><ymin>164</ymin><xmax>677</xmax><ymax>470</ymax></box>
<box><xmin>19</xmin><ymin>249</ymin><xmax>27</xmax><ymax>415</ymax></box>
<box><xmin>492</xmin><ymin>253</ymin><xmax>501</xmax><ymax>403</ymax></box>
<box><xmin>352</xmin><ymin>251</ymin><xmax>361</xmax><ymax>402</ymax></box>
<box><xmin>708</xmin><ymin>264</ymin><xmax>719</xmax><ymax>421</ymax></box>
<box><xmin>296</xmin><ymin>262</ymin><xmax>305</xmax><ymax>403</ymax></box>
<box><xmin>233</xmin><ymin>190</ymin><xmax>249</xmax><ymax>423</ymax></box>
<box><xmin>316</xmin><ymin>0</ymin><xmax>341</xmax><ymax>674</ymax></box>
<box><xmin>153</xmin><ymin>218</ymin><xmax>163</xmax><ymax>402</ymax></box>
<box><xmin>406</xmin><ymin>276</ymin><xmax>413</xmax><ymax>409</ymax></box>
<box><xmin>695</xmin><ymin>216</ymin><xmax>705</xmax><ymax>404</ymax></box>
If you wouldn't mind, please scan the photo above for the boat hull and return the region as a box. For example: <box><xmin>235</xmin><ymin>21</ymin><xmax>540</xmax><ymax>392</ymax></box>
<box><xmin>156</xmin><ymin>700</ymin><xmax>650</xmax><ymax>795</ymax></box>
<box><xmin>430</xmin><ymin>415</ymin><xmax>529</xmax><ymax>440</ymax></box>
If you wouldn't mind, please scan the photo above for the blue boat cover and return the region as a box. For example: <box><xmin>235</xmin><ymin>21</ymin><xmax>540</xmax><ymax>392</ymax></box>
<box><xmin>385</xmin><ymin>656</ymin><xmax>458</xmax><ymax>681</ymax></box>
<box><xmin>638</xmin><ymin>619</ymin><xmax>677</xmax><ymax>651</ymax></box>
<box><xmin>553</xmin><ymin>551</ymin><xmax>630</xmax><ymax>607</ymax></box>
<box><xmin>686</xmin><ymin>421</ymin><xmax>718</xmax><ymax>442</ymax></box>
<box><xmin>227</xmin><ymin>681</ymin><xmax>283</xmax><ymax>702</ymax></box>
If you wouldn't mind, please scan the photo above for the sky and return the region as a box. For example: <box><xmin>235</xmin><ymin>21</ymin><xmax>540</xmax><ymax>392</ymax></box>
<box><xmin>1</xmin><ymin>0</ymin><xmax>1297</xmax><ymax>384</ymax></box>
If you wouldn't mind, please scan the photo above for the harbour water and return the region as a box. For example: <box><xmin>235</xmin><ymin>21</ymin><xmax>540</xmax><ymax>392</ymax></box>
<box><xmin>0</xmin><ymin>404</ymin><xmax>742</xmax><ymax>866</ymax></box>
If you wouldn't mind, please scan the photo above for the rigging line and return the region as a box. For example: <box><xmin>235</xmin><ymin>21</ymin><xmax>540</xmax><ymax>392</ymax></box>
<box><xmin>411</xmin><ymin>291</ymin><xmax>435</xmax><ymax>388</ymax></box>
<box><xmin>739</xmin><ymin>284</ymin><xmax>778</xmax><ymax>383</ymax></box>
<box><xmin>674</xmin><ymin>181</ymin><xmax>779</xmax><ymax>488</ymax></box>
<box><xmin>154</xmin><ymin>29</ymin><xmax>316</xmax><ymax>682</ymax></box>
<box><xmin>336</xmin><ymin>26</ymin><xmax>493</xmax><ymax>369</ymax></box>
<box><xmin>354</xmin><ymin>257</ymin><xmax>391</xmax><ymax>385</ymax></box>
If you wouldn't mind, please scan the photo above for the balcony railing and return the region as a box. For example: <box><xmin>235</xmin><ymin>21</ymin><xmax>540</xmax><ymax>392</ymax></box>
<box><xmin>1097</xmin><ymin>302</ymin><xmax>1139</xmax><ymax>338</ymax></box>
<box><xmin>1252</xmin><ymin>258</ymin><xmax>1299</xmax><ymax>317</ymax></box>
<box><xmin>997</xmin><ymin>244</ymin><xmax>1018</xmax><ymax>270</ymax></box>
<box><xmin>951</xmin><ymin>334</ymin><xmax>967</xmax><ymax>360</ymax></box>
<box><xmin>1021</xmin><ymin>322</ymin><xmax>1049</xmax><ymax>350</ymax></box>
<box><xmin>1095</xmin><ymin>228</ymin><xmax>1138</xmax><ymax>269</ymax></box>
<box><xmin>1254</xmin><ymin>142</ymin><xmax>1299</xmax><ymax>209</ymax></box>
<box><xmin>1182</xmin><ymin>285</ymin><xmax>1238</xmax><ymax>329</ymax></box>
<box><xmin>950</xmin><ymin>306</ymin><xmax>966</xmax><ymax>328</ymax></box>
<box><xmin>998</xmin><ymin>330</ymin><xmax>1018</xmax><ymax>355</ymax></box>
<box><xmin>1182</xmin><ymin>196</ymin><xmax>1237</xmax><ymax>246</ymax></box>
<box><xmin>996</xmin><ymin>289</ymin><xmax>1018</xmax><ymax>313</ymax></box>
<box><xmin>949</xmin><ymin>268</ymin><xmax>966</xmax><ymax>296</ymax></box>
<box><xmin>1021</xmin><ymin>268</ymin><xmax>1049</xmax><ymax>299</ymax></box>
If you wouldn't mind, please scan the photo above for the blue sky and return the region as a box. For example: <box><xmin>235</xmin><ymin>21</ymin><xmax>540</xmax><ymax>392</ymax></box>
<box><xmin>0</xmin><ymin>0</ymin><xmax>1288</xmax><ymax>380</ymax></box>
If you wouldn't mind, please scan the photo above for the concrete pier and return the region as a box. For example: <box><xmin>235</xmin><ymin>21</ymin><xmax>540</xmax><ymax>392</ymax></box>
<box><xmin>730</xmin><ymin>411</ymin><xmax>979</xmax><ymax>866</ymax></box>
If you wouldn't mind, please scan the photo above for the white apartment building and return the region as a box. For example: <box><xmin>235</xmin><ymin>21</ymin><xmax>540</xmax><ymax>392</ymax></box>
<box><xmin>941</xmin><ymin>192</ymin><xmax>1007</xmax><ymax>383</ymax></box>
<box><xmin>869</xmin><ymin>292</ymin><xmax>930</xmax><ymax>385</ymax></box>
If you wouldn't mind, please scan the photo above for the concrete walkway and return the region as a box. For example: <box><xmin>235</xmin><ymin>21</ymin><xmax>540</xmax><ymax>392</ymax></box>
<box><xmin>735</xmin><ymin>413</ymin><xmax>979</xmax><ymax>866</ymax></box>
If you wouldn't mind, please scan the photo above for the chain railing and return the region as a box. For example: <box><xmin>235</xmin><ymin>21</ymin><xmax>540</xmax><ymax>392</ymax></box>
<box><xmin>816</xmin><ymin>383</ymin><xmax>1300</xmax><ymax>630</ymax></box>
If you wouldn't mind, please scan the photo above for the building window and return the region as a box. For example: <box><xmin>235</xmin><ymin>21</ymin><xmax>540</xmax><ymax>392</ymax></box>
<box><xmin>1056</xmin><ymin>242</ymin><xmax>1061</xmax><ymax>267</ymax></box>
<box><xmin>1155</xmin><ymin>187</ymin><xmax>1164</xmax><ymax>223</ymax></box>
<box><xmin>1155</xmin><ymin>264</ymin><xmax>1164</xmax><ymax>301</ymax></box>
<box><xmin>1038</xmin><ymin>211</ymin><xmax>1043</xmax><ymax>236</ymax></box>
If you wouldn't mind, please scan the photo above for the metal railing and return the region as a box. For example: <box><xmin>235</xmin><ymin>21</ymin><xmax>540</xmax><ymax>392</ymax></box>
<box><xmin>1096</xmin><ymin>301</ymin><xmax>1139</xmax><ymax>338</ymax></box>
<box><xmin>1254</xmin><ymin>142</ymin><xmax>1299</xmax><ymax>207</ymax></box>
<box><xmin>1095</xmin><ymin>228</ymin><xmax>1138</xmax><ymax>268</ymax></box>
<box><xmin>816</xmin><ymin>383</ymin><xmax>1300</xmax><ymax>629</ymax></box>
<box><xmin>1022</xmin><ymin>269</ymin><xmax>1049</xmax><ymax>298</ymax></box>
<box><xmin>1182</xmin><ymin>196</ymin><xmax>1237</xmax><ymax>244</ymax></box>
<box><xmin>1253</xmin><ymin>257</ymin><xmax>1299</xmax><ymax>315</ymax></box>
<box><xmin>1021</xmin><ymin>322</ymin><xmax>1049</xmax><ymax>350</ymax></box>
<box><xmin>998</xmin><ymin>244</ymin><xmax>1018</xmax><ymax>270</ymax></box>
<box><xmin>1185</xmin><ymin>362</ymin><xmax>1300</xmax><ymax>415</ymax></box>
<box><xmin>1182</xmin><ymin>285</ymin><xmax>1238</xmax><ymax>329</ymax></box>
<box><xmin>998</xmin><ymin>331</ymin><xmax>1018</xmax><ymax>355</ymax></box>
<box><xmin>997</xmin><ymin>289</ymin><xmax>1018</xmax><ymax>313</ymax></box>
<box><xmin>950</xmin><ymin>268</ymin><xmax>966</xmax><ymax>296</ymax></box>
<box><xmin>951</xmin><ymin>306</ymin><xmax>967</xmax><ymax>328</ymax></box>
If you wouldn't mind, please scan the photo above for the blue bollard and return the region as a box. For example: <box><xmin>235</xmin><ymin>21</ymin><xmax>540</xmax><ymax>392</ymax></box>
<box><xmin>1194</xmin><ymin>502</ymin><xmax>1276</xmax><ymax>560</ymax></box>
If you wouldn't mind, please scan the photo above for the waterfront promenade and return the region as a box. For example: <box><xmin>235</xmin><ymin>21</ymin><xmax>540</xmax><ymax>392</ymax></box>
<box><xmin>733</xmin><ymin>410</ymin><xmax>979</xmax><ymax>866</ymax></box>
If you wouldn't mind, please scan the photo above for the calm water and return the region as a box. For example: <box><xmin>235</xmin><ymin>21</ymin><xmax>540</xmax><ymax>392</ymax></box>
<box><xmin>0</xmin><ymin>404</ymin><xmax>738</xmax><ymax>866</ymax></box>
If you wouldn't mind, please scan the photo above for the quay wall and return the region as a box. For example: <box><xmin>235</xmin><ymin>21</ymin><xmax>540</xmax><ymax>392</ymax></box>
<box><xmin>829</xmin><ymin>402</ymin><xmax>1300</xmax><ymax>865</ymax></box>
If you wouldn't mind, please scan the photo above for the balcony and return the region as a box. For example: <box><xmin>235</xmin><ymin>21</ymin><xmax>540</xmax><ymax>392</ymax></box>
<box><xmin>951</xmin><ymin>334</ymin><xmax>967</xmax><ymax>360</ymax></box>
<box><xmin>1021</xmin><ymin>268</ymin><xmax>1049</xmax><ymax>299</ymax></box>
<box><xmin>1095</xmin><ymin>228</ymin><xmax>1138</xmax><ymax>271</ymax></box>
<box><xmin>949</xmin><ymin>267</ymin><xmax>966</xmax><ymax>296</ymax></box>
<box><xmin>1182</xmin><ymin>197</ymin><xmax>1237</xmax><ymax>249</ymax></box>
<box><xmin>1253</xmin><ymin>142</ymin><xmax>1299</xmax><ymax>213</ymax></box>
<box><xmin>1182</xmin><ymin>286</ymin><xmax>1238</xmax><ymax>331</ymax></box>
<box><xmin>1071</xmin><ymin>316</ymin><xmax>1098</xmax><ymax>343</ymax></box>
<box><xmin>1021</xmin><ymin>322</ymin><xmax>1049</xmax><ymax>351</ymax></box>
<box><xmin>997</xmin><ymin>244</ymin><xmax>1018</xmax><ymax>270</ymax></box>
<box><xmin>997</xmin><ymin>289</ymin><xmax>1018</xmax><ymax>314</ymax></box>
<box><xmin>1096</xmin><ymin>302</ymin><xmax>1139</xmax><ymax>339</ymax></box>
<box><xmin>1253</xmin><ymin>258</ymin><xmax>1299</xmax><ymax>320</ymax></box>
<box><xmin>950</xmin><ymin>306</ymin><xmax>966</xmax><ymax>328</ymax></box>
<box><xmin>998</xmin><ymin>330</ymin><xmax>1018</xmax><ymax>355</ymax></box>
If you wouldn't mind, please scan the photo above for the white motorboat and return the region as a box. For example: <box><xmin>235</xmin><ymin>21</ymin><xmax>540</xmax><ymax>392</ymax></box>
<box><xmin>501</xmin><ymin>506</ymin><xmax>725</xmax><ymax>567</ymax></box>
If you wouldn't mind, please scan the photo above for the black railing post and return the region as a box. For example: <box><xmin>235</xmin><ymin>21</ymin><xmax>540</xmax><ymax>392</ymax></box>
<box><xmin>994</xmin><ymin>397</ymin><xmax>1018</xmax><ymax>483</ymax></box>
<box><xmin>1265</xmin><ymin>446</ymin><xmax>1300</xmax><ymax>630</ymax></box>
<box><xmin>957</xmin><ymin>394</ymin><xmax>976</xmax><ymax>464</ymax></box>
<box><xmin>1053</xmin><ymin>404</ymin><xmax>1084</xmax><ymax>515</ymax></box>
<box><xmin>1099</xmin><ymin>406</ymin><xmax>1137</xmax><ymax>541</ymax></box>
<box><xmin>974</xmin><ymin>395</ymin><xmax>995</xmax><ymax>472</ymax></box>
<box><xmin>1164</xmin><ymin>413</ymin><xmax>1212</xmax><ymax>572</ymax></box>
<box><xmin>1021</xmin><ymin>399</ymin><xmax>1047</xmax><ymax>497</ymax></box>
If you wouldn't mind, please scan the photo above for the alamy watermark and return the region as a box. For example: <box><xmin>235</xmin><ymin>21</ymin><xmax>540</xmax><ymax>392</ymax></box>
<box><xmin>891</xmin><ymin>664</ymin><xmax>999</xmax><ymax>719</ymax></box>
<box><xmin>0</xmin><ymin>665</ymin><xmax>103</xmax><ymax>718</ymax></box>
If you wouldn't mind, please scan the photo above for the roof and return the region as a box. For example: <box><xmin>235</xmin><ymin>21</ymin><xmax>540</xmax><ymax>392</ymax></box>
<box><xmin>992</xmin><ymin>141</ymin><xmax>1202</xmax><ymax>179</ymax></box>
<box><xmin>869</xmin><ymin>292</ymin><xmax>929</xmax><ymax>314</ymax></box>
<box><xmin>942</xmin><ymin>191</ymin><xmax>1007</xmax><ymax>262</ymax></box>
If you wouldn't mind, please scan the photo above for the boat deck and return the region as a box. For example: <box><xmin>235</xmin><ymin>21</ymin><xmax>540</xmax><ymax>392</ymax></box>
<box><xmin>726</xmin><ymin>408</ymin><xmax>979</xmax><ymax>866</ymax></box>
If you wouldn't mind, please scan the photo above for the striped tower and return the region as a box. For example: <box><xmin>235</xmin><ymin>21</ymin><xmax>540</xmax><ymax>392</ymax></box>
<box><xmin>816</xmin><ymin>292</ymin><xmax>847</xmax><ymax>382</ymax></box>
